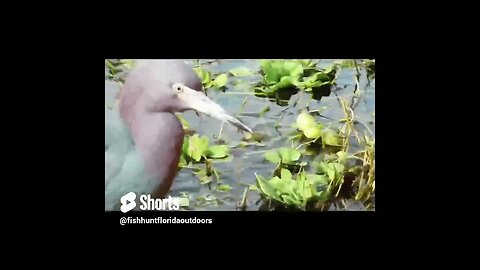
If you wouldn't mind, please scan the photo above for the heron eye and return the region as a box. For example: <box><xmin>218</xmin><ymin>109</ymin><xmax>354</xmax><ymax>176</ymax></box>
<box><xmin>173</xmin><ymin>84</ymin><xmax>183</xmax><ymax>93</ymax></box>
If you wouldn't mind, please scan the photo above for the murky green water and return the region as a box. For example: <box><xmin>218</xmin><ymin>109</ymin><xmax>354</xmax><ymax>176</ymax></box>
<box><xmin>105</xmin><ymin>59</ymin><xmax>375</xmax><ymax>211</ymax></box>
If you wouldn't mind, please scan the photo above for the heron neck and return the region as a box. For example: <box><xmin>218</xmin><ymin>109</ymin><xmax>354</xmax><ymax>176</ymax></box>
<box><xmin>127</xmin><ymin>112</ymin><xmax>184</xmax><ymax>196</ymax></box>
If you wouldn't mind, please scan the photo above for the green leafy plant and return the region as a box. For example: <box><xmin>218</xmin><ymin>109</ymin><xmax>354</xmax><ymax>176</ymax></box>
<box><xmin>295</xmin><ymin>112</ymin><xmax>343</xmax><ymax>146</ymax></box>
<box><xmin>264</xmin><ymin>147</ymin><xmax>302</xmax><ymax>165</ymax></box>
<box><xmin>254</xmin><ymin>60</ymin><xmax>336</xmax><ymax>97</ymax></box>
<box><xmin>217</xmin><ymin>184</ymin><xmax>232</xmax><ymax>192</ymax></box>
<box><xmin>182</xmin><ymin>134</ymin><xmax>230</xmax><ymax>163</ymax></box>
<box><xmin>105</xmin><ymin>59</ymin><xmax>135</xmax><ymax>82</ymax></box>
<box><xmin>314</xmin><ymin>161</ymin><xmax>345</xmax><ymax>186</ymax></box>
<box><xmin>176</xmin><ymin>113</ymin><xmax>190</xmax><ymax>130</ymax></box>
<box><xmin>255</xmin><ymin>60</ymin><xmax>303</xmax><ymax>94</ymax></box>
<box><xmin>296</xmin><ymin>112</ymin><xmax>323</xmax><ymax>139</ymax></box>
<box><xmin>194</xmin><ymin>67</ymin><xmax>229</xmax><ymax>89</ymax></box>
<box><xmin>229</xmin><ymin>67</ymin><xmax>253</xmax><ymax>76</ymax></box>
<box><xmin>119</xmin><ymin>59</ymin><xmax>135</xmax><ymax>70</ymax></box>
<box><xmin>296</xmin><ymin>66</ymin><xmax>335</xmax><ymax>92</ymax></box>
<box><xmin>254</xmin><ymin>169</ymin><xmax>330</xmax><ymax>210</ymax></box>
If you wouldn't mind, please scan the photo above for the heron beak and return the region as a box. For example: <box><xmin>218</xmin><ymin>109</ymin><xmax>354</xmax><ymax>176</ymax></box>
<box><xmin>178</xmin><ymin>86</ymin><xmax>253</xmax><ymax>133</ymax></box>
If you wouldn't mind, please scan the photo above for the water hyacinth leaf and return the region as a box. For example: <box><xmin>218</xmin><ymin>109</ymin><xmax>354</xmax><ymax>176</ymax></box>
<box><xmin>181</xmin><ymin>136</ymin><xmax>189</xmax><ymax>155</ymax></box>
<box><xmin>208</xmin><ymin>145</ymin><xmax>229</xmax><ymax>159</ymax></box>
<box><xmin>259</xmin><ymin>60</ymin><xmax>270</xmax><ymax>72</ymax></box>
<box><xmin>254</xmin><ymin>85</ymin><xmax>277</xmax><ymax>95</ymax></box>
<box><xmin>105</xmin><ymin>60</ymin><xmax>116</xmax><ymax>73</ymax></box>
<box><xmin>271</xmin><ymin>177</ymin><xmax>296</xmax><ymax>196</ymax></box>
<box><xmin>120</xmin><ymin>59</ymin><xmax>135</xmax><ymax>69</ymax></box>
<box><xmin>317</xmin><ymin>162</ymin><xmax>335</xmax><ymax>181</ymax></box>
<box><xmin>178</xmin><ymin>155</ymin><xmax>187</xmax><ymax>167</ymax></box>
<box><xmin>306</xmin><ymin>72</ymin><xmax>330</xmax><ymax>84</ymax></box>
<box><xmin>299</xmin><ymin>59</ymin><xmax>316</xmax><ymax>68</ymax></box>
<box><xmin>217</xmin><ymin>184</ymin><xmax>232</xmax><ymax>192</ymax></box>
<box><xmin>262</xmin><ymin>61</ymin><xmax>284</xmax><ymax>84</ymax></box>
<box><xmin>289</xmin><ymin>133</ymin><xmax>304</xmax><ymax>141</ymax></box>
<box><xmin>264</xmin><ymin>66</ymin><xmax>281</xmax><ymax>84</ymax></box>
<box><xmin>317</xmin><ymin>162</ymin><xmax>345</xmax><ymax>182</ymax></box>
<box><xmin>322</xmin><ymin>130</ymin><xmax>342</xmax><ymax>146</ymax></box>
<box><xmin>270</xmin><ymin>76</ymin><xmax>299</xmax><ymax>92</ymax></box>
<box><xmin>303</xmin><ymin>125</ymin><xmax>323</xmax><ymax>139</ymax></box>
<box><xmin>249</xmin><ymin>185</ymin><xmax>260</xmax><ymax>191</ymax></box>
<box><xmin>311</xmin><ymin>81</ymin><xmax>331</xmax><ymax>89</ymax></box>
<box><xmin>229</xmin><ymin>67</ymin><xmax>252</xmax><ymax>76</ymax></box>
<box><xmin>290</xmin><ymin>188</ymin><xmax>303</xmax><ymax>203</ymax></box>
<box><xmin>333</xmin><ymin>163</ymin><xmax>345</xmax><ymax>175</ymax></box>
<box><xmin>194</xmin><ymin>67</ymin><xmax>211</xmax><ymax>85</ymax></box>
<box><xmin>261</xmin><ymin>60</ymin><xmax>304</xmax><ymax>84</ymax></box>
<box><xmin>256</xmin><ymin>174</ymin><xmax>278</xmax><ymax>200</ymax></box>
<box><xmin>348</xmin><ymin>166</ymin><xmax>363</xmax><ymax>175</ymax></box>
<box><xmin>178</xmin><ymin>197</ymin><xmax>190</xmax><ymax>207</ymax></box>
<box><xmin>303</xmin><ymin>184</ymin><xmax>313</xmax><ymax>200</ymax></box>
<box><xmin>307</xmin><ymin>174</ymin><xmax>329</xmax><ymax>197</ymax></box>
<box><xmin>188</xmin><ymin>134</ymin><xmax>210</xmax><ymax>161</ymax></box>
<box><xmin>280</xmin><ymin>168</ymin><xmax>292</xmax><ymax>181</ymax></box>
<box><xmin>195</xmin><ymin>170</ymin><xmax>212</xmax><ymax>184</ymax></box>
<box><xmin>282</xmin><ymin>61</ymin><xmax>304</xmax><ymax>78</ymax></box>
<box><xmin>212</xmin><ymin>73</ymin><xmax>228</xmax><ymax>88</ymax></box>
<box><xmin>255</xmin><ymin>167</ymin><xmax>336</xmax><ymax>209</ymax></box>
<box><xmin>296</xmin><ymin>112</ymin><xmax>317</xmax><ymax>131</ymax></box>
<box><xmin>281</xmin><ymin>194</ymin><xmax>298</xmax><ymax>206</ymax></box>
<box><xmin>244</xmin><ymin>133</ymin><xmax>253</xmax><ymax>141</ymax></box>
<box><xmin>322</xmin><ymin>64</ymin><xmax>335</xmax><ymax>75</ymax></box>
<box><xmin>326</xmin><ymin>165</ymin><xmax>336</xmax><ymax>181</ymax></box>
<box><xmin>265</xmin><ymin>150</ymin><xmax>281</xmax><ymax>164</ymax></box>
<box><xmin>295</xmin><ymin>172</ymin><xmax>306</xmax><ymax>198</ymax></box>
<box><xmin>177</xmin><ymin>114</ymin><xmax>190</xmax><ymax>129</ymax></box>
<box><xmin>278</xmin><ymin>147</ymin><xmax>301</xmax><ymax>164</ymax></box>
<box><xmin>269</xmin><ymin>176</ymin><xmax>287</xmax><ymax>193</ymax></box>
<box><xmin>179</xmin><ymin>192</ymin><xmax>190</xmax><ymax>198</ymax></box>
<box><xmin>306</xmin><ymin>174</ymin><xmax>330</xmax><ymax>186</ymax></box>
<box><xmin>336</xmin><ymin>151</ymin><xmax>348</xmax><ymax>163</ymax></box>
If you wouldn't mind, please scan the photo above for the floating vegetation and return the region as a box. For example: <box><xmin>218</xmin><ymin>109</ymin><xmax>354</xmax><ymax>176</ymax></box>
<box><xmin>253</xmin><ymin>60</ymin><xmax>336</xmax><ymax>104</ymax></box>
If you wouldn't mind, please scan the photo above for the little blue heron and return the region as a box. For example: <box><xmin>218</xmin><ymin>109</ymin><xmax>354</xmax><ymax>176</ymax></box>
<box><xmin>105</xmin><ymin>60</ymin><xmax>252</xmax><ymax>211</ymax></box>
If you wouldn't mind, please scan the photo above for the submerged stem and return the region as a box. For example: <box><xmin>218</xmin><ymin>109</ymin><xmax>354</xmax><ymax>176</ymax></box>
<box><xmin>218</xmin><ymin>122</ymin><xmax>224</xmax><ymax>140</ymax></box>
<box><xmin>239</xmin><ymin>187</ymin><xmax>249</xmax><ymax>211</ymax></box>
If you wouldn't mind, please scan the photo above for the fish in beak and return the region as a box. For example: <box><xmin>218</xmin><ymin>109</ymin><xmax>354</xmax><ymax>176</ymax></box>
<box><xmin>175</xmin><ymin>84</ymin><xmax>253</xmax><ymax>133</ymax></box>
